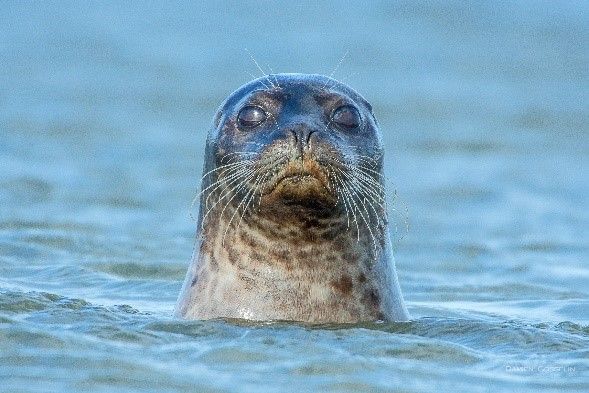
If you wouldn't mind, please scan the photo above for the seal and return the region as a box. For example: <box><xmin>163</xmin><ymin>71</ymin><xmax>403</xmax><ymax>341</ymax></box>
<box><xmin>175</xmin><ymin>73</ymin><xmax>409</xmax><ymax>323</ymax></box>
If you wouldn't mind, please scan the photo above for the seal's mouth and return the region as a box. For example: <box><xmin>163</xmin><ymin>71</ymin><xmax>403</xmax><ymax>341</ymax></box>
<box><xmin>276</xmin><ymin>173</ymin><xmax>322</xmax><ymax>187</ymax></box>
<box><xmin>266</xmin><ymin>172</ymin><xmax>327</xmax><ymax>194</ymax></box>
<box><xmin>260</xmin><ymin>161</ymin><xmax>336</xmax><ymax>208</ymax></box>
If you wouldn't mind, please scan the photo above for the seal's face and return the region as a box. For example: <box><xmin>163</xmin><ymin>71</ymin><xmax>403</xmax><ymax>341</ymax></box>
<box><xmin>204</xmin><ymin>73</ymin><xmax>385</xmax><ymax>223</ymax></box>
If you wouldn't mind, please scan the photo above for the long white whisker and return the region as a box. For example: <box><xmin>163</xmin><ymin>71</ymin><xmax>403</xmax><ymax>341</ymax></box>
<box><xmin>245</xmin><ymin>48</ymin><xmax>276</xmax><ymax>89</ymax></box>
<box><xmin>340</xmin><ymin>179</ymin><xmax>377</xmax><ymax>251</ymax></box>
<box><xmin>350</xmin><ymin>171</ymin><xmax>386</xmax><ymax>204</ymax></box>
<box><xmin>338</xmin><ymin>71</ymin><xmax>360</xmax><ymax>84</ymax></box>
<box><xmin>324</xmin><ymin>49</ymin><xmax>349</xmax><ymax>89</ymax></box>
<box><xmin>200</xmin><ymin>159</ymin><xmax>253</xmax><ymax>180</ymax></box>
<box><xmin>220</xmin><ymin>152</ymin><xmax>259</xmax><ymax>163</ymax></box>
<box><xmin>339</xmin><ymin>179</ymin><xmax>360</xmax><ymax>241</ymax></box>
<box><xmin>346</xmin><ymin>174</ymin><xmax>386</xmax><ymax>227</ymax></box>
<box><xmin>213</xmin><ymin>174</ymin><xmax>256</xmax><ymax>234</ymax></box>
<box><xmin>336</xmin><ymin>175</ymin><xmax>360</xmax><ymax>233</ymax></box>
<box><xmin>189</xmin><ymin>161</ymin><xmax>254</xmax><ymax>220</ymax></box>
<box><xmin>222</xmin><ymin>173</ymin><xmax>265</xmax><ymax>245</ymax></box>
<box><xmin>246</xmin><ymin>71</ymin><xmax>270</xmax><ymax>89</ymax></box>
<box><xmin>235</xmin><ymin>171</ymin><xmax>270</xmax><ymax>235</ymax></box>
<box><xmin>344</xmin><ymin>177</ymin><xmax>383</xmax><ymax>252</ymax></box>
<box><xmin>203</xmin><ymin>166</ymin><xmax>255</xmax><ymax>209</ymax></box>
<box><xmin>355</xmin><ymin>164</ymin><xmax>384</xmax><ymax>178</ymax></box>
<box><xmin>267</xmin><ymin>64</ymin><xmax>280</xmax><ymax>88</ymax></box>
<box><xmin>202</xmin><ymin>170</ymin><xmax>255</xmax><ymax>229</ymax></box>
<box><xmin>332</xmin><ymin>165</ymin><xmax>385</xmax><ymax>206</ymax></box>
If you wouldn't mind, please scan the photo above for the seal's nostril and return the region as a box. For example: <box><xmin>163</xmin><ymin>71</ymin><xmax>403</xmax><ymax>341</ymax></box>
<box><xmin>290</xmin><ymin>129</ymin><xmax>298</xmax><ymax>145</ymax></box>
<box><xmin>306</xmin><ymin>130</ymin><xmax>316</xmax><ymax>145</ymax></box>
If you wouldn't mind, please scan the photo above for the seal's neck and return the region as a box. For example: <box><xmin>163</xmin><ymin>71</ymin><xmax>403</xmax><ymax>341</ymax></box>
<box><xmin>184</xmin><ymin>203</ymin><xmax>397</xmax><ymax>322</ymax></box>
<box><xmin>199</xmin><ymin>202</ymin><xmax>387</xmax><ymax>273</ymax></box>
<box><xmin>174</xmin><ymin>191</ymin><xmax>409</xmax><ymax>322</ymax></box>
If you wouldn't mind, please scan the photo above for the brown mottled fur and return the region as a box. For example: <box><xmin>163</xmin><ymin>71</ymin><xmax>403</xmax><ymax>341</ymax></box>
<box><xmin>178</xmin><ymin>202</ymin><xmax>388</xmax><ymax>322</ymax></box>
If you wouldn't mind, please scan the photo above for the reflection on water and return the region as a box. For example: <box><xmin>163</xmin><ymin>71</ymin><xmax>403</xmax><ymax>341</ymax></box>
<box><xmin>1</xmin><ymin>1</ymin><xmax>588</xmax><ymax>392</ymax></box>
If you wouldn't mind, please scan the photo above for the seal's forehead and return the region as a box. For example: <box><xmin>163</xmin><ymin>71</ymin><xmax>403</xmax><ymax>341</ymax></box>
<box><xmin>221</xmin><ymin>73</ymin><xmax>370</xmax><ymax>110</ymax></box>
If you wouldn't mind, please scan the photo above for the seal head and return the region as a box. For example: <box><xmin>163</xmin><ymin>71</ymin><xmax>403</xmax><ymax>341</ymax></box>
<box><xmin>176</xmin><ymin>73</ymin><xmax>409</xmax><ymax>323</ymax></box>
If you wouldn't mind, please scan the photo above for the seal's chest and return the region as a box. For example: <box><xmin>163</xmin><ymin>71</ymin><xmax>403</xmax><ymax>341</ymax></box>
<box><xmin>189</xmin><ymin>227</ymin><xmax>384</xmax><ymax>322</ymax></box>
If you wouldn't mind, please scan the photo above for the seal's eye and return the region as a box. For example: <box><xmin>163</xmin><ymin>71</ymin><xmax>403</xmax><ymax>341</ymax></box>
<box><xmin>237</xmin><ymin>106</ymin><xmax>267</xmax><ymax>128</ymax></box>
<box><xmin>331</xmin><ymin>105</ymin><xmax>361</xmax><ymax>129</ymax></box>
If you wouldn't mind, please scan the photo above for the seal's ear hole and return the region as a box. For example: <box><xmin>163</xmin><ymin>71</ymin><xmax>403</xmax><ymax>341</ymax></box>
<box><xmin>214</xmin><ymin>111</ymin><xmax>223</xmax><ymax>128</ymax></box>
<box><xmin>331</xmin><ymin>105</ymin><xmax>361</xmax><ymax>129</ymax></box>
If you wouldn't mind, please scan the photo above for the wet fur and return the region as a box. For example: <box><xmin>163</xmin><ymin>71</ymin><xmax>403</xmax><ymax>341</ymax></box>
<box><xmin>175</xmin><ymin>74</ymin><xmax>409</xmax><ymax>323</ymax></box>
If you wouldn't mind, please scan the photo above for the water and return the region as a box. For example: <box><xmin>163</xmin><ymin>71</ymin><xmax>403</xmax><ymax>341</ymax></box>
<box><xmin>1</xmin><ymin>1</ymin><xmax>588</xmax><ymax>392</ymax></box>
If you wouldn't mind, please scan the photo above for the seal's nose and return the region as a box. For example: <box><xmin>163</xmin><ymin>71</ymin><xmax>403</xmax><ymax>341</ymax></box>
<box><xmin>288</xmin><ymin>124</ymin><xmax>317</xmax><ymax>157</ymax></box>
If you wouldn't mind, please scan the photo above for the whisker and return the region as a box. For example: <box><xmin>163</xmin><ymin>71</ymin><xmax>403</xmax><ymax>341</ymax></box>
<box><xmin>235</xmin><ymin>171</ymin><xmax>271</xmax><ymax>235</ymax></box>
<box><xmin>346</xmin><ymin>175</ymin><xmax>386</xmax><ymax>226</ymax></box>
<box><xmin>332</xmin><ymin>165</ymin><xmax>385</xmax><ymax>206</ymax></box>
<box><xmin>355</xmin><ymin>163</ymin><xmax>384</xmax><ymax>178</ymax></box>
<box><xmin>245</xmin><ymin>48</ymin><xmax>276</xmax><ymax>89</ymax></box>
<box><xmin>246</xmin><ymin>71</ymin><xmax>270</xmax><ymax>89</ymax></box>
<box><xmin>198</xmin><ymin>162</ymin><xmax>253</xmax><ymax>203</ymax></box>
<box><xmin>340</xmin><ymin>178</ymin><xmax>378</xmax><ymax>252</ymax></box>
<box><xmin>189</xmin><ymin>161</ymin><xmax>254</xmax><ymax>220</ymax></box>
<box><xmin>201</xmin><ymin>170</ymin><xmax>255</xmax><ymax>229</ymax></box>
<box><xmin>220</xmin><ymin>152</ymin><xmax>259</xmax><ymax>163</ymax></box>
<box><xmin>333</xmin><ymin>172</ymin><xmax>356</xmax><ymax>233</ymax></box>
<box><xmin>200</xmin><ymin>159</ymin><xmax>253</xmax><ymax>180</ymax></box>
<box><xmin>268</xmin><ymin>112</ymin><xmax>281</xmax><ymax>132</ymax></box>
<box><xmin>222</xmin><ymin>174</ymin><xmax>261</xmax><ymax>245</ymax></box>
<box><xmin>329</xmin><ymin>172</ymin><xmax>348</xmax><ymax>229</ymax></box>
<box><xmin>209</xmin><ymin>167</ymin><xmax>254</xmax><ymax>205</ymax></box>
<box><xmin>203</xmin><ymin>166</ymin><xmax>255</xmax><ymax>209</ymax></box>
<box><xmin>267</xmin><ymin>64</ymin><xmax>280</xmax><ymax>88</ymax></box>
<box><xmin>355</xmin><ymin>156</ymin><xmax>380</xmax><ymax>168</ymax></box>
<box><xmin>338</xmin><ymin>178</ymin><xmax>361</xmax><ymax>241</ymax></box>
<box><xmin>389</xmin><ymin>189</ymin><xmax>410</xmax><ymax>244</ymax></box>
<box><xmin>351</xmin><ymin>171</ymin><xmax>386</xmax><ymax>203</ymax></box>
<box><xmin>323</xmin><ymin>49</ymin><xmax>349</xmax><ymax>89</ymax></box>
